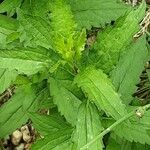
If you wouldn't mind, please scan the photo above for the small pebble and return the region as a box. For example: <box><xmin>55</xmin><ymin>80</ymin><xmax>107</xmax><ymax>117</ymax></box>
<box><xmin>11</xmin><ymin>130</ymin><xmax>22</xmax><ymax>145</ymax></box>
<box><xmin>21</xmin><ymin>125</ymin><xmax>31</xmax><ymax>143</ymax></box>
<box><xmin>15</xmin><ymin>143</ymin><xmax>24</xmax><ymax>150</ymax></box>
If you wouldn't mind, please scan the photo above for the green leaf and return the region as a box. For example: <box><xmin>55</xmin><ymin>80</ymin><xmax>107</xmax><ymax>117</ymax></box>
<box><xmin>103</xmin><ymin>116</ymin><xmax>150</xmax><ymax>145</ymax></box>
<box><xmin>32</xmin><ymin>87</ymin><xmax>55</xmax><ymax>110</ymax></box>
<box><xmin>106</xmin><ymin>138</ymin><xmax>120</xmax><ymax>150</ymax></box>
<box><xmin>114</xmin><ymin>122</ymin><xmax>150</xmax><ymax>144</ymax></box>
<box><xmin>0</xmin><ymin>47</ymin><xmax>52</xmax><ymax>75</ymax></box>
<box><xmin>31</xmin><ymin>128</ymin><xmax>73</xmax><ymax>150</ymax></box>
<box><xmin>75</xmin><ymin>67</ymin><xmax>128</xmax><ymax>120</ymax></box>
<box><xmin>88</xmin><ymin>2</ymin><xmax>146</xmax><ymax>73</ymax></box>
<box><xmin>51</xmin><ymin>64</ymin><xmax>75</xmax><ymax>80</ymax></box>
<box><xmin>21</xmin><ymin>0</ymin><xmax>51</xmax><ymax>19</ymax></box>
<box><xmin>39</xmin><ymin>97</ymin><xmax>55</xmax><ymax>110</ymax></box>
<box><xmin>49</xmin><ymin>0</ymin><xmax>86</xmax><ymax>61</ymax></box>
<box><xmin>70</xmin><ymin>0</ymin><xmax>130</xmax><ymax>29</ymax></box>
<box><xmin>28</xmin><ymin>113</ymin><xmax>71</xmax><ymax>136</ymax></box>
<box><xmin>28</xmin><ymin>86</ymin><xmax>54</xmax><ymax>112</ymax></box>
<box><xmin>111</xmin><ymin>36</ymin><xmax>149</xmax><ymax>105</ymax></box>
<box><xmin>0</xmin><ymin>14</ymin><xmax>18</xmax><ymax>31</ymax></box>
<box><xmin>0</xmin><ymin>0</ymin><xmax>23</xmax><ymax>16</ymax></box>
<box><xmin>72</xmin><ymin>102</ymin><xmax>103</xmax><ymax>150</ymax></box>
<box><xmin>131</xmin><ymin>142</ymin><xmax>150</xmax><ymax>150</ymax></box>
<box><xmin>18</xmin><ymin>12</ymin><xmax>52</xmax><ymax>49</ymax></box>
<box><xmin>19</xmin><ymin>0</ymin><xmax>86</xmax><ymax>61</ymax></box>
<box><xmin>49</xmin><ymin>0</ymin><xmax>76</xmax><ymax>42</ymax></box>
<box><xmin>106</xmin><ymin>138</ymin><xmax>132</xmax><ymax>150</ymax></box>
<box><xmin>0</xmin><ymin>14</ymin><xmax>19</xmax><ymax>47</ymax></box>
<box><xmin>0</xmin><ymin>85</ymin><xmax>37</xmax><ymax>138</ymax></box>
<box><xmin>49</xmin><ymin>77</ymin><xmax>81</xmax><ymax>126</ymax></box>
<box><xmin>128</xmin><ymin>107</ymin><xmax>150</xmax><ymax>130</ymax></box>
<box><xmin>14</xmin><ymin>74</ymin><xmax>31</xmax><ymax>85</ymax></box>
<box><xmin>0</xmin><ymin>69</ymin><xmax>17</xmax><ymax>94</ymax></box>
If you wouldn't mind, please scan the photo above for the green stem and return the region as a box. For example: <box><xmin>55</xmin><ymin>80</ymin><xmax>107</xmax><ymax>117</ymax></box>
<box><xmin>80</xmin><ymin>104</ymin><xmax>150</xmax><ymax>150</ymax></box>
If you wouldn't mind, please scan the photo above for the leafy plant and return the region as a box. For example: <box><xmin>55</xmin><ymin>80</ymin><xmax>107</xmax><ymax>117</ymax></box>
<box><xmin>0</xmin><ymin>0</ymin><xmax>150</xmax><ymax>150</ymax></box>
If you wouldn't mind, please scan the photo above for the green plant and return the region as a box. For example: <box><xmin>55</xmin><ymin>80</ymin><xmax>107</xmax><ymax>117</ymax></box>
<box><xmin>0</xmin><ymin>0</ymin><xmax>150</xmax><ymax>149</ymax></box>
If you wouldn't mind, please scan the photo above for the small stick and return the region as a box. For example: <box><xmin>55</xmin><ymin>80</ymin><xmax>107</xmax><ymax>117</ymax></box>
<box><xmin>80</xmin><ymin>104</ymin><xmax>150</xmax><ymax>150</ymax></box>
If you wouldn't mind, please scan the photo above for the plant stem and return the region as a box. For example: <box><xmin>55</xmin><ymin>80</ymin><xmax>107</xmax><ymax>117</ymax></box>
<box><xmin>80</xmin><ymin>104</ymin><xmax>150</xmax><ymax>150</ymax></box>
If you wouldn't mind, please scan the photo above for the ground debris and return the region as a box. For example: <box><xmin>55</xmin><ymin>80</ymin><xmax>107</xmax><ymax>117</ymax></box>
<box><xmin>0</xmin><ymin>123</ymin><xmax>37</xmax><ymax>150</ymax></box>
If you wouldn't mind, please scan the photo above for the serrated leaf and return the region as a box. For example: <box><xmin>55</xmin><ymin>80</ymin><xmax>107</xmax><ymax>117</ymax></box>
<box><xmin>31</xmin><ymin>128</ymin><xmax>73</xmax><ymax>150</ymax></box>
<box><xmin>30</xmin><ymin>71</ymin><xmax>49</xmax><ymax>84</ymax></box>
<box><xmin>0</xmin><ymin>14</ymin><xmax>18</xmax><ymax>31</ymax></box>
<box><xmin>49</xmin><ymin>0</ymin><xmax>76</xmax><ymax>41</ymax></box>
<box><xmin>72</xmin><ymin>102</ymin><xmax>103</xmax><ymax>150</ymax></box>
<box><xmin>0</xmin><ymin>83</ymin><xmax>52</xmax><ymax>138</ymax></box>
<box><xmin>49</xmin><ymin>77</ymin><xmax>81</xmax><ymax>126</ymax></box>
<box><xmin>21</xmin><ymin>0</ymin><xmax>51</xmax><ymax>19</ymax></box>
<box><xmin>0</xmin><ymin>0</ymin><xmax>23</xmax><ymax>16</ymax></box>
<box><xmin>28</xmin><ymin>86</ymin><xmax>55</xmax><ymax>112</ymax></box>
<box><xmin>114</xmin><ymin>122</ymin><xmax>150</xmax><ymax>144</ymax></box>
<box><xmin>106</xmin><ymin>138</ymin><xmax>132</xmax><ymax>150</ymax></box>
<box><xmin>75</xmin><ymin>67</ymin><xmax>128</xmax><ymax>120</ymax></box>
<box><xmin>19</xmin><ymin>0</ymin><xmax>86</xmax><ymax>61</ymax></box>
<box><xmin>88</xmin><ymin>2</ymin><xmax>146</xmax><ymax>73</ymax></box>
<box><xmin>52</xmin><ymin>64</ymin><xmax>75</xmax><ymax>80</ymax></box>
<box><xmin>0</xmin><ymin>14</ymin><xmax>19</xmax><ymax>47</ymax></box>
<box><xmin>128</xmin><ymin>107</ymin><xmax>150</xmax><ymax>130</ymax></box>
<box><xmin>103</xmin><ymin>116</ymin><xmax>150</xmax><ymax>145</ymax></box>
<box><xmin>70</xmin><ymin>0</ymin><xmax>130</xmax><ymax>29</ymax></box>
<box><xmin>0</xmin><ymin>85</ymin><xmax>37</xmax><ymax>138</ymax></box>
<box><xmin>111</xmin><ymin>37</ymin><xmax>148</xmax><ymax>105</ymax></box>
<box><xmin>0</xmin><ymin>68</ymin><xmax>17</xmax><ymax>94</ymax></box>
<box><xmin>0</xmin><ymin>47</ymin><xmax>52</xmax><ymax>75</ymax></box>
<box><xmin>49</xmin><ymin>0</ymin><xmax>86</xmax><ymax>61</ymax></box>
<box><xmin>106</xmin><ymin>139</ymin><xmax>120</xmax><ymax>150</ymax></box>
<box><xmin>32</xmin><ymin>87</ymin><xmax>55</xmax><ymax>110</ymax></box>
<box><xmin>28</xmin><ymin>113</ymin><xmax>71</xmax><ymax>136</ymax></box>
<box><xmin>131</xmin><ymin>142</ymin><xmax>150</xmax><ymax>150</ymax></box>
<box><xmin>18</xmin><ymin>11</ymin><xmax>52</xmax><ymax>49</ymax></box>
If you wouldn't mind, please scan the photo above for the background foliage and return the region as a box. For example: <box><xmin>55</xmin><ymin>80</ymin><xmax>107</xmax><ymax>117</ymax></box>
<box><xmin>0</xmin><ymin>0</ymin><xmax>150</xmax><ymax>150</ymax></box>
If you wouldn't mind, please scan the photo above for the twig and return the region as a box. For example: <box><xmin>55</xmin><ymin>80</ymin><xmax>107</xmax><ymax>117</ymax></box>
<box><xmin>80</xmin><ymin>104</ymin><xmax>150</xmax><ymax>150</ymax></box>
<box><xmin>132</xmin><ymin>0</ymin><xmax>138</xmax><ymax>6</ymax></box>
<box><xmin>134</xmin><ymin>9</ymin><xmax>150</xmax><ymax>38</ymax></box>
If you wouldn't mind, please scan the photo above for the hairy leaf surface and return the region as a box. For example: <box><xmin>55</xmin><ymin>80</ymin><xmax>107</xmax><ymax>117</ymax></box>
<box><xmin>131</xmin><ymin>143</ymin><xmax>150</xmax><ymax>150</ymax></box>
<box><xmin>28</xmin><ymin>113</ymin><xmax>70</xmax><ymax>136</ymax></box>
<box><xmin>128</xmin><ymin>107</ymin><xmax>150</xmax><ymax>130</ymax></box>
<box><xmin>49</xmin><ymin>0</ymin><xmax>86</xmax><ymax>61</ymax></box>
<box><xmin>31</xmin><ymin>128</ymin><xmax>73</xmax><ymax>150</ymax></box>
<box><xmin>0</xmin><ymin>14</ymin><xmax>19</xmax><ymax>47</ymax></box>
<box><xmin>88</xmin><ymin>2</ymin><xmax>146</xmax><ymax>73</ymax></box>
<box><xmin>19</xmin><ymin>1</ymin><xmax>86</xmax><ymax>61</ymax></box>
<box><xmin>18</xmin><ymin>12</ymin><xmax>52</xmax><ymax>49</ymax></box>
<box><xmin>103</xmin><ymin>116</ymin><xmax>150</xmax><ymax>145</ymax></box>
<box><xmin>72</xmin><ymin>102</ymin><xmax>103</xmax><ymax>150</ymax></box>
<box><xmin>0</xmin><ymin>0</ymin><xmax>22</xmax><ymax>16</ymax></box>
<box><xmin>111</xmin><ymin>37</ymin><xmax>149</xmax><ymax>105</ymax></box>
<box><xmin>75</xmin><ymin>67</ymin><xmax>128</xmax><ymax>120</ymax></box>
<box><xmin>49</xmin><ymin>77</ymin><xmax>81</xmax><ymax>126</ymax></box>
<box><xmin>0</xmin><ymin>47</ymin><xmax>52</xmax><ymax>75</ymax></box>
<box><xmin>114</xmin><ymin>123</ymin><xmax>150</xmax><ymax>144</ymax></box>
<box><xmin>106</xmin><ymin>138</ymin><xmax>132</xmax><ymax>150</ymax></box>
<box><xmin>70</xmin><ymin>0</ymin><xmax>130</xmax><ymax>29</ymax></box>
<box><xmin>0</xmin><ymin>14</ymin><xmax>18</xmax><ymax>31</ymax></box>
<box><xmin>21</xmin><ymin>0</ymin><xmax>51</xmax><ymax>19</ymax></box>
